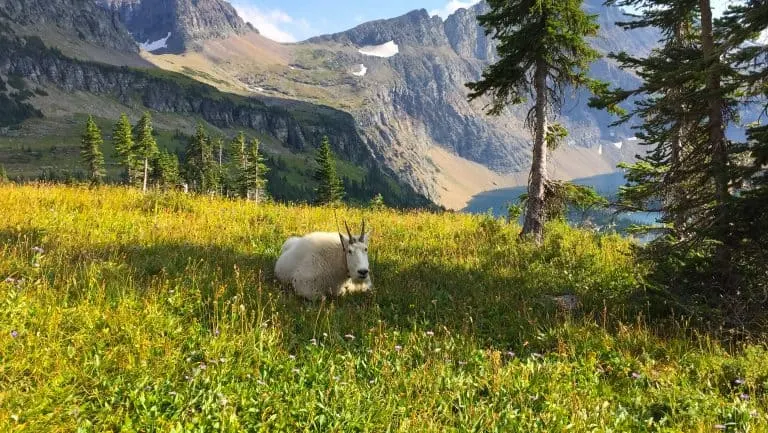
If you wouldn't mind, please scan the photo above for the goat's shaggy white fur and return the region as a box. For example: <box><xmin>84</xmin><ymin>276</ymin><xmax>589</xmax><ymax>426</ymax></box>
<box><xmin>275</xmin><ymin>231</ymin><xmax>372</xmax><ymax>300</ymax></box>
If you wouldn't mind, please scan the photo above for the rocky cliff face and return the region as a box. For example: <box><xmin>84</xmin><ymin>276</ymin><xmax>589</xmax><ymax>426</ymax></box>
<box><xmin>301</xmin><ymin>1</ymin><xmax>657</xmax><ymax>200</ymax></box>
<box><xmin>97</xmin><ymin>0</ymin><xmax>252</xmax><ymax>53</ymax></box>
<box><xmin>0</xmin><ymin>33</ymin><xmax>378</xmax><ymax>166</ymax></box>
<box><xmin>0</xmin><ymin>0</ymin><xmax>137</xmax><ymax>53</ymax></box>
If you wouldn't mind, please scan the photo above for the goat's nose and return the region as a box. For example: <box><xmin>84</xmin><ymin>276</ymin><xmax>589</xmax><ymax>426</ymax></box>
<box><xmin>358</xmin><ymin>269</ymin><xmax>369</xmax><ymax>277</ymax></box>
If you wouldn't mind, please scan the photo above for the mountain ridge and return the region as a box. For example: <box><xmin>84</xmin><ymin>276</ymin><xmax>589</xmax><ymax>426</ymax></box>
<box><xmin>0</xmin><ymin>0</ymin><xmax>658</xmax><ymax>209</ymax></box>
<box><xmin>97</xmin><ymin>0</ymin><xmax>254</xmax><ymax>53</ymax></box>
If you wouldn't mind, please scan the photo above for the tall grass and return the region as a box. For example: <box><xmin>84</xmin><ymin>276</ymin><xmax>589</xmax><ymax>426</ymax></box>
<box><xmin>0</xmin><ymin>185</ymin><xmax>765</xmax><ymax>432</ymax></box>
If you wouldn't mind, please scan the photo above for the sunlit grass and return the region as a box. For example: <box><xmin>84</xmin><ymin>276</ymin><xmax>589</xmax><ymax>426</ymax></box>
<box><xmin>0</xmin><ymin>184</ymin><xmax>766</xmax><ymax>432</ymax></box>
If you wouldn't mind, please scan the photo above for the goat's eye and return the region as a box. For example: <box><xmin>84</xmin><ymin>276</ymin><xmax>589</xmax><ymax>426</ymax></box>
<box><xmin>348</xmin><ymin>250</ymin><xmax>352</xmax><ymax>255</ymax></box>
<box><xmin>364</xmin><ymin>248</ymin><xmax>368</xmax><ymax>252</ymax></box>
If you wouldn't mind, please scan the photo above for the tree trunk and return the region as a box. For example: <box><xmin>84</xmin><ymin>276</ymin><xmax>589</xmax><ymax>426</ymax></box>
<box><xmin>669</xmin><ymin>22</ymin><xmax>687</xmax><ymax>234</ymax></box>
<box><xmin>522</xmin><ymin>58</ymin><xmax>548</xmax><ymax>244</ymax></box>
<box><xmin>700</xmin><ymin>0</ymin><xmax>736</xmax><ymax>300</ymax></box>
<box><xmin>142</xmin><ymin>157</ymin><xmax>149</xmax><ymax>193</ymax></box>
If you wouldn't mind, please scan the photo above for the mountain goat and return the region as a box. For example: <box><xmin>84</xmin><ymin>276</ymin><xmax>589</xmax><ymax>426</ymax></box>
<box><xmin>275</xmin><ymin>220</ymin><xmax>372</xmax><ymax>300</ymax></box>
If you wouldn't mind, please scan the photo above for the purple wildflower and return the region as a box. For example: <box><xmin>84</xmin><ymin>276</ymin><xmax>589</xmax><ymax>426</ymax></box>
<box><xmin>10</xmin><ymin>330</ymin><xmax>18</xmax><ymax>338</ymax></box>
<box><xmin>505</xmin><ymin>351</ymin><xmax>516</xmax><ymax>358</ymax></box>
<box><xmin>213</xmin><ymin>328</ymin><xmax>220</xmax><ymax>337</ymax></box>
<box><xmin>31</xmin><ymin>246</ymin><xmax>44</xmax><ymax>254</ymax></box>
<box><xmin>631</xmin><ymin>372</ymin><xmax>641</xmax><ymax>379</ymax></box>
<box><xmin>740</xmin><ymin>393</ymin><xmax>750</xmax><ymax>401</ymax></box>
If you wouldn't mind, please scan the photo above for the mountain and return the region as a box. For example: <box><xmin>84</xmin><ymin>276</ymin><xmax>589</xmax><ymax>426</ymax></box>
<box><xmin>142</xmin><ymin>1</ymin><xmax>654</xmax><ymax>207</ymax></box>
<box><xmin>0</xmin><ymin>0</ymin><xmax>660</xmax><ymax>209</ymax></box>
<box><xmin>97</xmin><ymin>0</ymin><xmax>254</xmax><ymax>53</ymax></box>
<box><xmin>0</xmin><ymin>0</ymin><xmax>147</xmax><ymax>65</ymax></box>
<box><xmin>0</xmin><ymin>0</ymin><xmax>433</xmax><ymax>208</ymax></box>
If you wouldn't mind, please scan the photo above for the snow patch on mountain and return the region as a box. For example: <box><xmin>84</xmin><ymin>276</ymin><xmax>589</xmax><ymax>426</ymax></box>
<box><xmin>351</xmin><ymin>64</ymin><xmax>367</xmax><ymax>76</ymax></box>
<box><xmin>358</xmin><ymin>41</ymin><xmax>399</xmax><ymax>58</ymax></box>
<box><xmin>140</xmin><ymin>32</ymin><xmax>171</xmax><ymax>52</ymax></box>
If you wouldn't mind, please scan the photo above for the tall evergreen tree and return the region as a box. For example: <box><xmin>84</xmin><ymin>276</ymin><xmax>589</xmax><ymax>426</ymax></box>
<box><xmin>244</xmin><ymin>137</ymin><xmax>269</xmax><ymax>203</ymax></box>
<box><xmin>230</xmin><ymin>132</ymin><xmax>269</xmax><ymax>202</ymax></box>
<box><xmin>314</xmin><ymin>136</ymin><xmax>344</xmax><ymax>205</ymax></box>
<box><xmin>467</xmin><ymin>0</ymin><xmax>604</xmax><ymax>243</ymax></box>
<box><xmin>80</xmin><ymin>115</ymin><xmax>106</xmax><ymax>185</ymax></box>
<box><xmin>135</xmin><ymin>111</ymin><xmax>159</xmax><ymax>192</ymax></box>
<box><xmin>151</xmin><ymin>149</ymin><xmax>181</xmax><ymax>189</ymax></box>
<box><xmin>591</xmin><ymin>0</ymin><xmax>761</xmax><ymax>323</ymax></box>
<box><xmin>720</xmin><ymin>0</ymin><xmax>768</xmax><ymax>324</ymax></box>
<box><xmin>184</xmin><ymin>123</ymin><xmax>218</xmax><ymax>194</ymax></box>
<box><xmin>212</xmin><ymin>136</ymin><xmax>225</xmax><ymax>195</ymax></box>
<box><xmin>112</xmin><ymin>113</ymin><xmax>137</xmax><ymax>185</ymax></box>
<box><xmin>596</xmin><ymin>0</ymin><xmax>737</xmax><ymax>288</ymax></box>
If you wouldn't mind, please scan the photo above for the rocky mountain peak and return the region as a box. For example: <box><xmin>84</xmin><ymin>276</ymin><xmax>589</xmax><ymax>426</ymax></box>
<box><xmin>0</xmin><ymin>0</ymin><xmax>138</xmax><ymax>53</ymax></box>
<box><xmin>97</xmin><ymin>0</ymin><xmax>252</xmax><ymax>53</ymax></box>
<box><xmin>309</xmin><ymin>8</ymin><xmax>448</xmax><ymax>47</ymax></box>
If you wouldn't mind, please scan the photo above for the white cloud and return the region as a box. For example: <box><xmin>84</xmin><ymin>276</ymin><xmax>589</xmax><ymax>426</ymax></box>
<box><xmin>429</xmin><ymin>0</ymin><xmax>480</xmax><ymax>19</ymax></box>
<box><xmin>230</xmin><ymin>2</ymin><xmax>298</xmax><ymax>42</ymax></box>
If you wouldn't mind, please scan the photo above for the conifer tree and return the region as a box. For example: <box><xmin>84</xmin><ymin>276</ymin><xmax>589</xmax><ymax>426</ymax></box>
<box><xmin>467</xmin><ymin>0</ymin><xmax>604</xmax><ymax>243</ymax></box>
<box><xmin>112</xmin><ymin>113</ymin><xmax>137</xmax><ymax>185</ymax></box>
<box><xmin>244</xmin><ymin>137</ymin><xmax>269</xmax><ymax>202</ymax></box>
<box><xmin>151</xmin><ymin>149</ymin><xmax>180</xmax><ymax>189</ymax></box>
<box><xmin>313</xmin><ymin>136</ymin><xmax>344</xmax><ymax>205</ymax></box>
<box><xmin>593</xmin><ymin>0</ymin><xmax>740</xmax><ymax>290</ymax></box>
<box><xmin>184</xmin><ymin>123</ymin><xmax>218</xmax><ymax>194</ymax></box>
<box><xmin>80</xmin><ymin>115</ymin><xmax>106</xmax><ymax>185</ymax></box>
<box><xmin>231</xmin><ymin>132</ymin><xmax>269</xmax><ymax>202</ymax></box>
<box><xmin>588</xmin><ymin>0</ymin><xmax>768</xmax><ymax>323</ymax></box>
<box><xmin>135</xmin><ymin>111</ymin><xmax>159</xmax><ymax>192</ymax></box>
<box><xmin>228</xmin><ymin>132</ymin><xmax>248</xmax><ymax>198</ymax></box>
<box><xmin>211</xmin><ymin>136</ymin><xmax>225</xmax><ymax>195</ymax></box>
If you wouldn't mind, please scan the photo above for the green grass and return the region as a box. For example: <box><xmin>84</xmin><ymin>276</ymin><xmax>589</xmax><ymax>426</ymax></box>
<box><xmin>0</xmin><ymin>185</ymin><xmax>766</xmax><ymax>432</ymax></box>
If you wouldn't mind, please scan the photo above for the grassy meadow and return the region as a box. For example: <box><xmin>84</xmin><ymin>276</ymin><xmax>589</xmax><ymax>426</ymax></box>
<box><xmin>0</xmin><ymin>185</ymin><xmax>766</xmax><ymax>432</ymax></box>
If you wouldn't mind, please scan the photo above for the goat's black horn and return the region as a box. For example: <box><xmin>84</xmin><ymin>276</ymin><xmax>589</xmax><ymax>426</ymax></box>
<box><xmin>360</xmin><ymin>219</ymin><xmax>366</xmax><ymax>241</ymax></box>
<box><xmin>344</xmin><ymin>221</ymin><xmax>354</xmax><ymax>243</ymax></box>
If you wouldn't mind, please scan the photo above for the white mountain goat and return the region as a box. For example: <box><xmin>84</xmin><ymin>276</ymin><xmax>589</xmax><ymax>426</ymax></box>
<box><xmin>275</xmin><ymin>221</ymin><xmax>372</xmax><ymax>300</ymax></box>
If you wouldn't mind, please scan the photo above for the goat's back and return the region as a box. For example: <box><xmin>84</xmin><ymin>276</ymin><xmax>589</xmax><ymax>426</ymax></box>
<box><xmin>274</xmin><ymin>232</ymin><xmax>343</xmax><ymax>283</ymax></box>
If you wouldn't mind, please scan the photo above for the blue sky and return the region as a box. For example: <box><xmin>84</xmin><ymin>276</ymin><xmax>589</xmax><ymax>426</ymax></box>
<box><xmin>230</xmin><ymin>0</ymin><xmax>735</xmax><ymax>43</ymax></box>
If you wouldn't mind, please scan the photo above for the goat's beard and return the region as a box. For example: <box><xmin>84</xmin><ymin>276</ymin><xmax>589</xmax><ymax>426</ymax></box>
<box><xmin>345</xmin><ymin>276</ymin><xmax>372</xmax><ymax>292</ymax></box>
